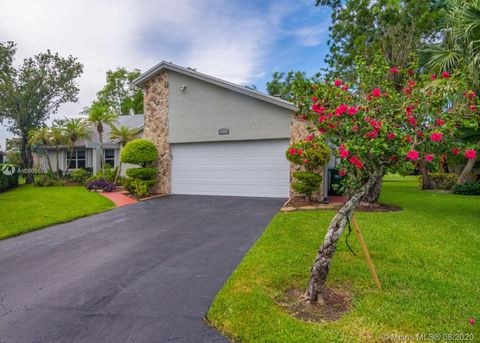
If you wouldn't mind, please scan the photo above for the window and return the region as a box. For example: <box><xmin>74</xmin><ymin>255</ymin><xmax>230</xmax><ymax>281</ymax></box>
<box><xmin>104</xmin><ymin>149</ymin><xmax>115</xmax><ymax>167</ymax></box>
<box><xmin>67</xmin><ymin>149</ymin><xmax>86</xmax><ymax>169</ymax></box>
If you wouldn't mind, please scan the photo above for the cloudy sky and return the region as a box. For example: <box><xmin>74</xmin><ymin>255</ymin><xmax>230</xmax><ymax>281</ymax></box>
<box><xmin>0</xmin><ymin>0</ymin><xmax>331</xmax><ymax>148</ymax></box>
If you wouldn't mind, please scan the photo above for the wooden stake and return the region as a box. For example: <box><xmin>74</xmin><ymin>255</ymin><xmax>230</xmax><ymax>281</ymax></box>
<box><xmin>351</xmin><ymin>216</ymin><xmax>382</xmax><ymax>289</ymax></box>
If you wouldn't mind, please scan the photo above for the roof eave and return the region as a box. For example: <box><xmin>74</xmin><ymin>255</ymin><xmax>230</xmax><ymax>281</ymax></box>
<box><xmin>132</xmin><ymin>62</ymin><xmax>297</xmax><ymax>111</ymax></box>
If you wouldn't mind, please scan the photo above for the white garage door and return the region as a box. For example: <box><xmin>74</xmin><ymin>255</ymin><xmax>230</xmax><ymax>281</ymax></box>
<box><xmin>171</xmin><ymin>139</ymin><xmax>290</xmax><ymax>198</ymax></box>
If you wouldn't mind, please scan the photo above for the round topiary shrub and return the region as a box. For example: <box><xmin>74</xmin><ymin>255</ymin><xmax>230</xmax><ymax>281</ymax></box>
<box><xmin>121</xmin><ymin>139</ymin><xmax>158</xmax><ymax>167</ymax></box>
<box><xmin>126</xmin><ymin>167</ymin><xmax>157</xmax><ymax>180</ymax></box>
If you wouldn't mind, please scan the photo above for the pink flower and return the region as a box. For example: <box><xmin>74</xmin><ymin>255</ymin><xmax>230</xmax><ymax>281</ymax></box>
<box><xmin>347</xmin><ymin>106</ymin><xmax>357</xmax><ymax>115</ymax></box>
<box><xmin>335</xmin><ymin>104</ymin><xmax>348</xmax><ymax>116</ymax></box>
<box><xmin>408</xmin><ymin>69</ymin><xmax>415</xmax><ymax>76</ymax></box>
<box><xmin>303</xmin><ymin>159</ymin><xmax>309</xmax><ymax>164</ymax></box>
<box><xmin>289</xmin><ymin>148</ymin><xmax>297</xmax><ymax>155</ymax></box>
<box><xmin>348</xmin><ymin>156</ymin><xmax>363</xmax><ymax>168</ymax></box>
<box><xmin>430</xmin><ymin>132</ymin><xmax>443</xmax><ymax>142</ymax></box>
<box><xmin>425</xmin><ymin>154</ymin><xmax>434</xmax><ymax>162</ymax></box>
<box><xmin>339</xmin><ymin>169</ymin><xmax>346</xmax><ymax>177</ymax></box>
<box><xmin>341</xmin><ymin>84</ymin><xmax>349</xmax><ymax>91</ymax></box>
<box><xmin>470</xmin><ymin>104</ymin><xmax>476</xmax><ymax>111</ymax></box>
<box><xmin>371</xmin><ymin>88</ymin><xmax>381</xmax><ymax>97</ymax></box>
<box><xmin>334</xmin><ymin>79</ymin><xmax>342</xmax><ymax>86</ymax></box>
<box><xmin>318</xmin><ymin>115</ymin><xmax>327</xmax><ymax>123</ymax></box>
<box><xmin>366</xmin><ymin>130</ymin><xmax>378</xmax><ymax>139</ymax></box>
<box><xmin>409</xmin><ymin>81</ymin><xmax>416</xmax><ymax>88</ymax></box>
<box><xmin>452</xmin><ymin>148</ymin><xmax>460</xmax><ymax>155</ymax></box>
<box><xmin>469</xmin><ymin>318</ymin><xmax>476</xmax><ymax>326</ymax></box>
<box><xmin>442</xmin><ymin>71</ymin><xmax>450</xmax><ymax>78</ymax></box>
<box><xmin>407</xmin><ymin>116</ymin><xmax>416</xmax><ymax>125</ymax></box>
<box><xmin>465</xmin><ymin>149</ymin><xmax>476</xmax><ymax>159</ymax></box>
<box><xmin>312</xmin><ymin>103</ymin><xmax>326</xmax><ymax>114</ymax></box>
<box><xmin>407</xmin><ymin>150</ymin><xmax>419</xmax><ymax>161</ymax></box>
<box><xmin>390</xmin><ymin>67</ymin><xmax>399</xmax><ymax>74</ymax></box>
<box><xmin>431</xmin><ymin>74</ymin><xmax>436</xmax><ymax>80</ymax></box>
<box><xmin>388</xmin><ymin>132</ymin><xmax>395</xmax><ymax>140</ymax></box>
<box><xmin>298</xmin><ymin>149</ymin><xmax>303</xmax><ymax>156</ymax></box>
<box><xmin>305</xmin><ymin>134</ymin><xmax>314</xmax><ymax>142</ymax></box>
<box><xmin>352</xmin><ymin>125</ymin><xmax>359</xmax><ymax>132</ymax></box>
<box><xmin>340</xmin><ymin>149</ymin><xmax>350</xmax><ymax>159</ymax></box>
<box><xmin>311</xmin><ymin>97</ymin><xmax>318</xmax><ymax>102</ymax></box>
<box><xmin>436</xmin><ymin>118</ymin><xmax>445</xmax><ymax>126</ymax></box>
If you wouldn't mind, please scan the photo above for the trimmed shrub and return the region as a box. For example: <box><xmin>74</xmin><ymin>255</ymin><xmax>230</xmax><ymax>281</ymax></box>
<box><xmin>69</xmin><ymin>168</ymin><xmax>92</xmax><ymax>185</ymax></box>
<box><xmin>86</xmin><ymin>179</ymin><xmax>116</xmax><ymax>192</ymax></box>
<box><xmin>124</xmin><ymin>178</ymin><xmax>150</xmax><ymax>197</ymax></box>
<box><xmin>34</xmin><ymin>174</ymin><xmax>64</xmax><ymax>187</ymax></box>
<box><xmin>291</xmin><ymin>171</ymin><xmax>323</xmax><ymax>199</ymax></box>
<box><xmin>452</xmin><ymin>182</ymin><xmax>480</xmax><ymax>195</ymax></box>
<box><xmin>126</xmin><ymin>167</ymin><xmax>157</xmax><ymax>180</ymax></box>
<box><xmin>286</xmin><ymin>140</ymin><xmax>330</xmax><ymax>171</ymax></box>
<box><xmin>0</xmin><ymin>164</ymin><xmax>19</xmax><ymax>191</ymax></box>
<box><xmin>420</xmin><ymin>173</ymin><xmax>457</xmax><ymax>190</ymax></box>
<box><xmin>121</xmin><ymin>139</ymin><xmax>158</xmax><ymax>167</ymax></box>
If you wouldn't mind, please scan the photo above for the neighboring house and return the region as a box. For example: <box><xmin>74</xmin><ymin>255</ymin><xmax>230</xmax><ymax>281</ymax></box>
<box><xmin>44</xmin><ymin>115</ymin><xmax>144</xmax><ymax>174</ymax></box>
<box><xmin>132</xmin><ymin>61</ymin><xmax>316</xmax><ymax>198</ymax></box>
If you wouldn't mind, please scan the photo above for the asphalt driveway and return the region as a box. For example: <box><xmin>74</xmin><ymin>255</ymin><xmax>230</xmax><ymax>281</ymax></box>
<box><xmin>0</xmin><ymin>195</ymin><xmax>284</xmax><ymax>343</ymax></box>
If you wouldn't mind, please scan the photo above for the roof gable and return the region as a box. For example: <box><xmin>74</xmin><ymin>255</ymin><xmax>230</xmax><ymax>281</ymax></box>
<box><xmin>132</xmin><ymin>61</ymin><xmax>296</xmax><ymax>111</ymax></box>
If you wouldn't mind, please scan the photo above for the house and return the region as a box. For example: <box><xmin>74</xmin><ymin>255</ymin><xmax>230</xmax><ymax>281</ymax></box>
<box><xmin>132</xmin><ymin>61</ymin><xmax>321</xmax><ymax>198</ymax></box>
<box><xmin>44</xmin><ymin>115</ymin><xmax>144</xmax><ymax>174</ymax></box>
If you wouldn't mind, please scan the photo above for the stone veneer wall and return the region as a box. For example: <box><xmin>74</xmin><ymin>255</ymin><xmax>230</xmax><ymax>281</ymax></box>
<box><xmin>143</xmin><ymin>71</ymin><xmax>171</xmax><ymax>194</ymax></box>
<box><xmin>290</xmin><ymin>116</ymin><xmax>324</xmax><ymax>200</ymax></box>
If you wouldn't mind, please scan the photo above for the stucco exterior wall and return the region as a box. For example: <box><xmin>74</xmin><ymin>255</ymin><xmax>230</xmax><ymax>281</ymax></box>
<box><xmin>143</xmin><ymin>71</ymin><xmax>171</xmax><ymax>194</ymax></box>
<box><xmin>168</xmin><ymin>71</ymin><xmax>293</xmax><ymax>143</ymax></box>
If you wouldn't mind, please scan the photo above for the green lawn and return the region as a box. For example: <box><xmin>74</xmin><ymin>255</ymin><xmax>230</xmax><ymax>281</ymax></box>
<box><xmin>208</xmin><ymin>176</ymin><xmax>480</xmax><ymax>342</ymax></box>
<box><xmin>0</xmin><ymin>185</ymin><xmax>115</xmax><ymax>240</ymax></box>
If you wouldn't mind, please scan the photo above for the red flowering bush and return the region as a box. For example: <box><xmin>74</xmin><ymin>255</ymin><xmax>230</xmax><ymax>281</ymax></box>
<box><xmin>292</xmin><ymin>55</ymin><xmax>478</xmax><ymax>191</ymax></box>
<box><xmin>292</xmin><ymin>54</ymin><xmax>479</xmax><ymax>303</ymax></box>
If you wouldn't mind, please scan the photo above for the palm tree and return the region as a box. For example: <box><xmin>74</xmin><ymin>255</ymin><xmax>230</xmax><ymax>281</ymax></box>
<box><xmin>63</xmin><ymin>118</ymin><xmax>91</xmax><ymax>173</ymax></box>
<box><xmin>50</xmin><ymin>120</ymin><xmax>67</xmax><ymax>176</ymax></box>
<box><xmin>420</xmin><ymin>0</ymin><xmax>480</xmax><ymax>184</ymax></box>
<box><xmin>108</xmin><ymin>124</ymin><xmax>142</xmax><ymax>183</ymax></box>
<box><xmin>87</xmin><ymin>102</ymin><xmax>118</xmax><ymax>176</ymax></box>
<box><xmin>28</xmin><ymin>127</ymin><xmax>53</xmax><ymax>172</ymax></box>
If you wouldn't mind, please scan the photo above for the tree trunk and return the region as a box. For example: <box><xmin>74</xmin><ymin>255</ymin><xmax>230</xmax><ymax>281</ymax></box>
<box><xmin>306</xmin><ymin>167</ymin><xmax>384</xmax><ymax>303</ymax></box>
<box><xmin>43</xmin><ymin>145</ymin><xmax>53</xmax><ymax>172</ymax></box>
<box><xmin>114</xmin><ymin>144</ymin><xmax>123</xmax><ymax>185</ymax></box>
<box><xmin>98</xmin><ymin>130</ymin><xmax>105</xmax><ymax>177</ymax></box>
<box><xmin>361</xmin><ymin>173</ymin><xmax>383</xmax><ymax>204</ymax></box>
<box><xmin>65</xmin><ymin>143</ymin><xmax>75</xmax><ymax>174</ymax></box>
<box><xmin>20</xmin><ymin>133</ymin><xmax>34</xmax><ymax>184</ymax></box>
<box><xmin>457</xmin><ymin>157</ymin><xmax>476</xmax><ymax>185</ymax></box>
<box><xmin>55</xmin><ymin>145</ymin><xmax>60</xmax><ymax>176</ymax></box>
<box><xmin>419</xmin><ymin>161</ymin><xmax>435</xmax><ymax>190</ymax></box>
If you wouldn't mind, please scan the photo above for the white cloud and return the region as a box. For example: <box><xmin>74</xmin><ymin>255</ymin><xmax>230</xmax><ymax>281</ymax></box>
<box><xmin>0</xmin><ymin>0</ymin><xmax>295</xmax><ymax>145</ymax></box>
<box><xmin>291</xmin><ymin>23</ymin><xmax>329</xmax><ymax>47</ymax></box>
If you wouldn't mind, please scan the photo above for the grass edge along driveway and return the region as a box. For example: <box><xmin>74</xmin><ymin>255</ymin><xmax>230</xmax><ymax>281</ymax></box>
<box><xmin>208</xmin><ymin>176</ymin><xmax>480</xmax><ymax>342</ymax></box>
<box><xmin>0</xmin><ymin>185</ymin><xmax>115</xmax><ymax>240</ymax></box>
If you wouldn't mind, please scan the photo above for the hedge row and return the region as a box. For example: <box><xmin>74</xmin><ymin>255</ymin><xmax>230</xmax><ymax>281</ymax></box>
<box><xmin>0</xmin><ymin>164</ymin><xmax>19</xmax><ymax>192</ymax></box>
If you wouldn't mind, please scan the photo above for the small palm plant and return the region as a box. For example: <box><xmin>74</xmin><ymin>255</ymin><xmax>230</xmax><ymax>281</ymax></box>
<box><xmin>28</xmin><ymin>127</ymin><xmax>53</xmax><ymax>172</ymax></box>
<box><xmin>63</xmin><ymin>117</ymin><xmax>91</xmax><ymax>173</ymax></box>
<box><xmin>88</xmin><ymin>101</ymin><xmax>118</xmax><ymax>176</ymax></box>
<box><xmin>108</xmin><ymin>124</ymin><xmax>142</xmax><ymax>184</ymax></box>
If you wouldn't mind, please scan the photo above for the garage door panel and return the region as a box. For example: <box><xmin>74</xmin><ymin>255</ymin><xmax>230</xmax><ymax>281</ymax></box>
<box><xmin>171</xmin><ymin>140</ymin><xmax>289</xmax><ymax>198</ymax></box>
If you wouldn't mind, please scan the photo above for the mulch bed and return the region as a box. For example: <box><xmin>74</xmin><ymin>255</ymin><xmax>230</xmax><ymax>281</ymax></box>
<box><xmin>283</xmin><ymin>196</ymin><xmax>401</xmax><ymax>212</ymax></box>
<box><xmin>277</xmin><ymin>287</ymin><xmax>352</xmax><ymax>322</ymax></box>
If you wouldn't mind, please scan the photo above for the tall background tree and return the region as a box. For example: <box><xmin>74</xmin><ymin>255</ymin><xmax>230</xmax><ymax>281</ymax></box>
<box><xmin>93</xmin><ymin>67</ymin><xmax>143</xmax><ymax>116</ymax></box>
<box><xmin>317</xmin><ymin>0</ymin><xmax>445</xmax><ymax>82</ymax></box>
<box><xmin>420</xmin><ymin>0</ymin><xmax>480</xmax><ymax>184</ymax></box>
<box><xmin>0</xmin><ymin>41</ymin><xmax>83</xmax><ymax>183</ymax></box>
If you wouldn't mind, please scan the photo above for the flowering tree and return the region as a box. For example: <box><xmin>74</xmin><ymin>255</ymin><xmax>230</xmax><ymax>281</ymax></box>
<box><xmin>290</xmin><ymin>55</ymin><xmax>478</xmax><ymax>303</ymax></box>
